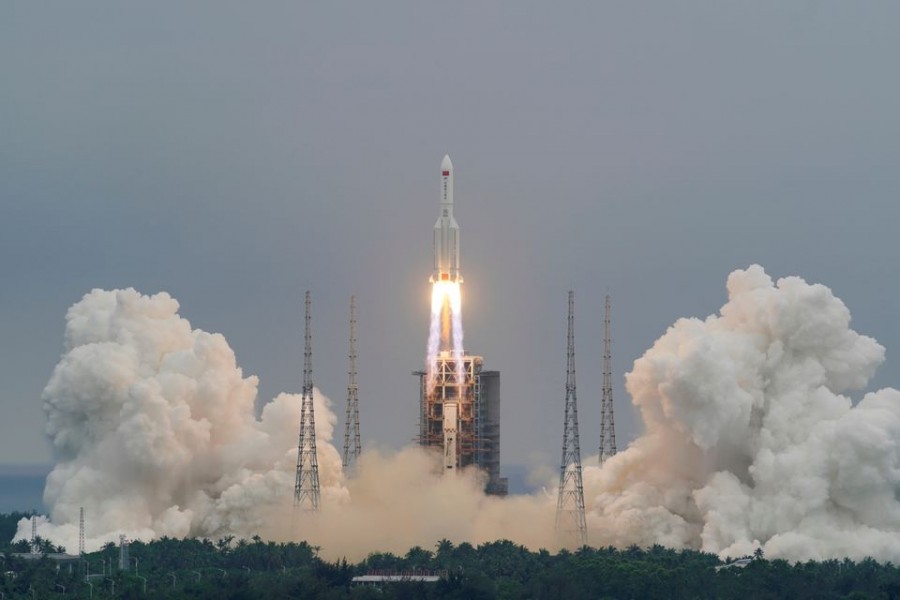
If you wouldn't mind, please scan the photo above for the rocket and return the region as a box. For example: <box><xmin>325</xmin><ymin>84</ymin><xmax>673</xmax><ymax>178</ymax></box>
<box><xmin>432</xmin><ymin>155</ymin><xmax>461</xmax><ymax>283</ymax></box>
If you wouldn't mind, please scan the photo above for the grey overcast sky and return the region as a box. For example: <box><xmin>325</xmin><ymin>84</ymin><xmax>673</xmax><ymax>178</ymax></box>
<box><xmin>2</xmin><ymin>2</ymin><xmax>899</xmax><ymax>469</ymax></box>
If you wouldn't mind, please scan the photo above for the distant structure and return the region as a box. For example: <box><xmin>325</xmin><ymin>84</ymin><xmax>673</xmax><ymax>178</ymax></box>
<box><xmin>352</xmin><ymin>570</ymin><xmax>447</xmax><ymax>587</ymax></box>
<box><xmin>715</xmin><ymin>558</ymin><xmax>754</xmax><ymax>571</ymax></box>
<box><xmin>294</xmin><ymin>291</ymin><xmax>321</xmax><ymax>512</ymax></box>
<box><xmin>118</xmin><ymin>534</ymin><xmax>129</xmax><ymax>570</ymax></box>
<box><xmin>415</xmin><ymin>356</ymin><xmax>506</xmax><ymax>495</ymax></box>
<box><xmin>343</xmin><ymin>295</ymin><xmax>361</xmax><ymax>470</ymax></box>
<box><xmin>79</xmin><ymin>507</ymin><xmax>85</xmax><ymax>557</ymax></box>
<box><xmin>30</xmin><ymin>511</ymin><xmax>37</xmax><ymax>554</ymax></box>
<box><xmin>599</xmin><ymin>294</ymin><xmax>617</xmax><ymax>465</ymax></box>
<box><xmin>12</xmin><ymin>551</ymin><xmax>79</xmax><ymax>565</ymax></box>
<box><xmin>556</xmin><ymin>291</ymin><xmax>587</xmax><ymax>545</ymax></box>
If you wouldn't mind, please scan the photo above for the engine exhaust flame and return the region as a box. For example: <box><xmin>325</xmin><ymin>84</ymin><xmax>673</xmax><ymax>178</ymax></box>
<box><xmin>426</xmin><ymin>281</ymin><xmax>465</xmax><ymax>393</ymax></box>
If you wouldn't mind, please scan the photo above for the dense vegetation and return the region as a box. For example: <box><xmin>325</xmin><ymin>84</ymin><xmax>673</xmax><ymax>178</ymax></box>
<box><xmin>1</xmin><ymin>513</ymin><xmax>899</xmax><ymax>599</ymax></box>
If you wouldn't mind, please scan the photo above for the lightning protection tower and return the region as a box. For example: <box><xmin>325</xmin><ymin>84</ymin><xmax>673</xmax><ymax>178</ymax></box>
<box><xmin>294</xmin><ymin>291</ymin><xmax>321</xmax><ymax>512</ymax></box>
<box><xmin>599</xmin><ymin>294</ymin><xmax>617</xmax><ymax>465</ymax></box>
<box><xmin>30</xmin><ymin>511</ymin><xmax>37</xmax><ymax>554</ymax></box>
<box><xmin>556</xmin><ymin>291</ymin><xmax>587</xmax><ymax>546</ymax></box>
<box><xmin>118</xmin><ymin>534</ymin><xmax>129</xmax><ymax>570</ymax></box>
<box><xmin>79</xmin><ymin>507</ymin><xmax>85</xmax><ymax>556</ymax></box>
<box><xmin>343</xmin><ymin>295</ymin><xmax>361</xmax><ymax>469</ymax></box>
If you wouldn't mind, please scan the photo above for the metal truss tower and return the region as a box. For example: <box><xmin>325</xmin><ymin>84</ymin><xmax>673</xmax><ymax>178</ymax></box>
<box><xmin>118</xmin><ymin>534</ymin><xmax>129</xmax><ymax>570</ymax></box>
<box><xmin>343</xmin><ymin>295</ymin><xmax>361</xmax><ymax>469</ymax></box>
<box><xmin>294</xmin><ymin>291</ymin><xmax>320</xmax><ymax>512</ymax></box>
<box><xmin>556</xmin><ymin>291</ymin><xmax>587</xmax><ymax>546</ymax></box>
<box><xmin>599</xmin><ymin>294</ymin><xmax>617</xmax><ymax>465</ymax></box>
<box><xmin>79</xmin><ymin>507</ymin><xmax>85</xmax><ymax>556</ymax></box>
<box><xmin>30</xmin><ymin>511</ymin><xmax>37</xmax><ymax>554</ymax></box>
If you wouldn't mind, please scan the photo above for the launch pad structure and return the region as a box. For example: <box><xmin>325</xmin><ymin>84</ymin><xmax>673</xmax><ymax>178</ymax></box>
<box><xmin>415</xmin><ymin>353</ymin><xmax>507</xmax><ymax>496</ymax></box>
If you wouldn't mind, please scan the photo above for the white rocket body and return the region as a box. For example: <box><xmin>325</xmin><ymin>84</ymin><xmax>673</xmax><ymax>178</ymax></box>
<box><xmin>432</xmin><ymin>155</ymin><xmax>461</xmax><ymax>283</ymax></box>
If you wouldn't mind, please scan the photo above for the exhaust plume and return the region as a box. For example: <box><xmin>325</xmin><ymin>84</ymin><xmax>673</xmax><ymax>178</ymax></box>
<box><xmin>584</xmin><ymin>265</ymin><xmax>900</xmax><ymax>562</ymax></box>
<box><xmin>426</xmin><ymin>281</ymin><xmax>465</xmax><ymax>391</ymax></box>
<box><xmin>16</xmin><ymin>289</ymin><xmax>346</xmax><ymax>552</ymax></box>
<box><xmin>16</xmin><ymin>265</ymin><xmax>900</xmax><ymax>563</ymax></box>
<box><xmin>16</xmin><ymin>287</ymin><xmax>555</xmax><ymax>558</ymax></box>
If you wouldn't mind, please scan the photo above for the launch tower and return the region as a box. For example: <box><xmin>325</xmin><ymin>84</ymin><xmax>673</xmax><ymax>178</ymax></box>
<box><xmin>414</xmin><ymin>357</ymin><xmax>505</xmax><ymax>494</ymax></box>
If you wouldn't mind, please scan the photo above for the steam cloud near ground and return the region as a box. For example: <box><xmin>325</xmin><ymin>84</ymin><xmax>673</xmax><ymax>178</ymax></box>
<box><xmin>16</xmin><ymin>266</ymin><xmax>900</xmax><ymax>562</ymax></box>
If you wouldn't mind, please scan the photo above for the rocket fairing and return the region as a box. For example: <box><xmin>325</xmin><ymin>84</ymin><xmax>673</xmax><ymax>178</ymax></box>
<box><xmin>432</xmin><ymin>155</ymin><xmax>461</xmax><ymax>283</ymax></box>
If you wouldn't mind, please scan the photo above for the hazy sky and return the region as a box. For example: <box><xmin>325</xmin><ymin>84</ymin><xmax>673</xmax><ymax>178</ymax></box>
<box><xmin>2</xmin><ymin>2</ymin><xmax>899</xmax><ymax>470</ymax></box>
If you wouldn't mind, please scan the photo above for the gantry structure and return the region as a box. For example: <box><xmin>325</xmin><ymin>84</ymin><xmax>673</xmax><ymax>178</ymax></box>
<box><xmin>414</xmin><ymin>353</ymin><xmax>506</xmax><ymax>495</ymax></box>
<box><xmin>419</xmin><ymin>353</ymin><xmax>481</xmax><ymax>470</ymax></box>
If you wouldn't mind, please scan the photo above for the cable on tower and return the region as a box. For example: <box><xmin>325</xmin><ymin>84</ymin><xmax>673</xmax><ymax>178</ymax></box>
<box><xmin>556</xmin><ymin>291</ymin><xmax>588</xmax><ymax>546</ymax></box>
<box><xmin>294</xmin><ymin>291</ymin><xmax>321</xmax><ymax>512</ymax></box>
<box><xmin>599</xmin><ymin>294</ymin><xmax>617</xmax><ymax>465</ymax></box>
<box><xmin>343</xmin><ymin>295</ymin><xmax>361</xmax><ymax>470</ymax></box>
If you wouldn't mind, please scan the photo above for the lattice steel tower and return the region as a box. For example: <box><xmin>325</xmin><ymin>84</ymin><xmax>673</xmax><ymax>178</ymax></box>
<box><xmin>599</xmin><ymin>294</ymin><xmax>617</xmax><ymax>465</ymax></box>
<box><xmin>556</xmin><ymin>291</ymin><xmax>587</xmax><ymax>545</ymax></box>
<box><xmin>343</xmin><ymin>295</ymin><xmax>361</xmax><ymax>469</ymax></box>
<box><xmin>30</xmin><ymin>511</ymin><xmax>37</xmax><ymax>554</ymax></box>
<box><xmin>294</xmin><ymin>291</ymin><xmax>320</xmax><ymax>511</ymax></box>
<box><xmin>79</xmin><ymin>507</ymin><xmax>85</xmax><ymax>556</ymax></box>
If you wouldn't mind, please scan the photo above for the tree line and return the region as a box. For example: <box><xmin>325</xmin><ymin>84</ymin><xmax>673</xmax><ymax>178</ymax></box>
<box><xmin>1</xmin><ymin>512</ymin><xmax>899</xmax><ymax>599</ymax></box>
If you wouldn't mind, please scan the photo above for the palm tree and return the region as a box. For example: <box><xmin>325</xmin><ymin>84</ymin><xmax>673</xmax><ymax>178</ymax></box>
<box><xmin>216</xmin><ymin>536</ymin><xmax>234</xmax><ymax>553</ymax></box>
<box><xmin>404</xmin><ymin>546</ymin><xmax>434</xmax><ymax>570</ymax></box>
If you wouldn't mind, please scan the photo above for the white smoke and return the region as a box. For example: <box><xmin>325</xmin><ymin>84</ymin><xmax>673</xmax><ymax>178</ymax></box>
<box><xmin>426</xmin><ymin>285</ymin><xmax>443</xmax><ymax>388</ymax></box>
<box><xmin>16</xmin><ymin>288</ymin><xmax>345</xmax><ymax>552</ymax></box>
<box><xmin>451</xmin><ymin>310</ymin><xmax>465</xmax><ymax>383</ymax></box>
<box><xmin>17</xmin><ymin>266</ymin><xmax>900</xmax><ymax>563</ymax></box>
<box><xmin>584</xmin><ymin>265</ymin><xmax>900</xmax><ymax>562</ymax></box>
<box><xmin>16</xmin><ymin>286</ymin><xmax>555</xmax><ymax>558</ymax></box>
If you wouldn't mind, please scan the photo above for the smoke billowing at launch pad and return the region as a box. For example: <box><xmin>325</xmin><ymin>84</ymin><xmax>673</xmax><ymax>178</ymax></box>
<box><xmin>13</xmin><ymin>156</ymin><xmax>900</xmax><ymax>564</ymax></box>
<box><xmin>18</xmin><ymin>267</ymin><xmax>900</xmax><ymax>562</ymax></box>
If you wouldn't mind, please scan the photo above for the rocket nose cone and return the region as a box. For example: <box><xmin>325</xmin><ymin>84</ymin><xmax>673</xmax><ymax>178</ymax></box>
<box><xmin>441</xmin><ymin>155</ymin><xmax>453</xmax><ymax>172</ymax></box>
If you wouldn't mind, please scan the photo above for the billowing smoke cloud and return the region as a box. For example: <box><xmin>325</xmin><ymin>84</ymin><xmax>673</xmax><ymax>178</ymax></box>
<box><xmin>584</xmin><ymin>265</ymin><xmax>900</xmax><ymax>562</ymax></box>
<box><xmin>272</xmin><ymin>447</ymin><xmax>555</xmax><ymax>558</ymax></box>
<box><xmin>17</xmin><ymin>266</ymin><xmax>900</xmax><ymax>563</ymax></box>
<box><xmin>16</xmin><ymin>289</ymin><xmax>346</xmax><ymax>552</ymax></box>
<box><xmin>15</xmin><ymin>287</ymin><xmax>555</xmax><ymax>558</ymax></box>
